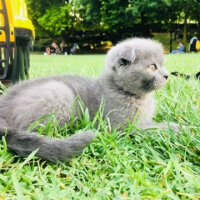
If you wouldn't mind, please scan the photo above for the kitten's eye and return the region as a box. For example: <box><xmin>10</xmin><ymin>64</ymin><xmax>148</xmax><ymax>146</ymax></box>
<box><xmin>149</xmin><ymin>64</ymin><xmax>157</xmax><ymax>71</ymax></box>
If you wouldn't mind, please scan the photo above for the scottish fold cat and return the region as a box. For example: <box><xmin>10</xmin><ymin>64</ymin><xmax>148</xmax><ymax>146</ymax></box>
<box><xmin>0</xmin><ymin>38</ymin><xmax>178</xmax><ymax>162</ymax></box>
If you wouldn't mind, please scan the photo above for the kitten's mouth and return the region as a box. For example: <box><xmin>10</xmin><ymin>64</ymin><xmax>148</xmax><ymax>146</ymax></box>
<box><xmin>113</xmin><ymin>81</ymin><xmax>137</xmax><ymax>97</ymax></box>
<box><xmin>141</xmin><ymin>78</ymin><xmax>155</xmax><ymax>91</ymax></box>
<box><xmin>116</xmin><ymin>85</ymin><xmax>136</xmax><ymax>97</ymax></box>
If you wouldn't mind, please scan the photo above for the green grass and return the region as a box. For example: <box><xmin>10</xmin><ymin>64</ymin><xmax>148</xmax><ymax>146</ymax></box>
<box><xmin>1</xmin><ymin>53</ymin><xmax>200</xmax><ymax>200</ymax></box>
<box><xmin>29</xmin><ymin>54</ymin><xmax>104</xmax><ymax>79</ymax></box>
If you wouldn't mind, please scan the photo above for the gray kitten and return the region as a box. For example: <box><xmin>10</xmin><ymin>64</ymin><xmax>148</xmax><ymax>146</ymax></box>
<box><xmin>0</xmin><ymin>38</ymin><xmax>178</xmax><ymax>162</ymax></box>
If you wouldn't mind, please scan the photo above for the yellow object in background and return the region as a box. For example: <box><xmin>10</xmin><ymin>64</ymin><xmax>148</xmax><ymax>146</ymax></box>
<box><xmin>0</xmin><ymin>0</ymin><xmax>35</xmax><ymax>82</ymax></box>
<box><xmin>0</xmin><ymin>0</ymin><xmax>35</xmax><ymax>43</ymax></box>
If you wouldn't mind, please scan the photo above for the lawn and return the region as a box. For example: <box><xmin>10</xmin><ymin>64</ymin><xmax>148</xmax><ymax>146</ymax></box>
<box><xmin>0</xmin><ymin>53</ymin><xmax>200</xmax><ymax>200</ymax></box>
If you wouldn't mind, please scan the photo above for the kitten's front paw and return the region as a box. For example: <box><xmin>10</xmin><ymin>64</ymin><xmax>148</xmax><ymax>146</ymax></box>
<box><xmin>158</xmin><ymin>122</ymin><xmax>180</xmax><ymax>132</ymax></box>
<box><xmin>140</xmin><ymin>121</ymin><xmax>181</xmax><ymax>133</ymax></box>
<box><xmin>168</xmin><ymin>122</ymin><xmax>180</xmax><ymax>132</ymax></box>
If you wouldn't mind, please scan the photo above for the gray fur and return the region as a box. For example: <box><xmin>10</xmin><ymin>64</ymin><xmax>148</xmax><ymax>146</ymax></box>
<box><xmin>0</xmin><ymin>38</ymin><xmax>178</xmax><ymax>162</ymax></box>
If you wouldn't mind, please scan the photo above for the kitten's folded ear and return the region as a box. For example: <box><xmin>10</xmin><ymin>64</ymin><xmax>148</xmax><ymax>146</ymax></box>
<box><xmin>118</xmin><ymin>46</ymin><xmax>136</xmax><ymax>67</ymax></box>
<box><xmin>105</xmin><ymin>44</ymin><xmax>137</xmax><ymax>71</ymax></box>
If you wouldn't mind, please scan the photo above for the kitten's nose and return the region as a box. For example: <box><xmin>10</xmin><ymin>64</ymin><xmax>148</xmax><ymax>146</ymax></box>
<box><xmin>160</xmin><ymin>67</ymin><xmax>169</xmax><ymax>80</ymax></box>
<box><xmin>164</xmin><ymin>75</ymin><xmax>168</xmax><ymax>80</ymax></box>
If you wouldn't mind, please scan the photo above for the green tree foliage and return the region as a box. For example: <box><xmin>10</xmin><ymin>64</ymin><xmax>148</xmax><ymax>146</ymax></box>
<box><xmin>189</xmin><ymin>0</ymin><xmax>200</xmax><ymax>36</ymax></box>
<box><xmin>75</xmin><ymin>0</ymin><xmax>101</xmax><ymax>31</ymax></box>
<box><xmin>99</xmin><ymin>0</ymin><xmax>134</xmax><ymax>42</ymax></box>
<box><xmin>128</xmin><ymin>0</ymin><xmax>167</xmax><ymax>35</ymax></box>
<box><xmin>25</xmin><ymin>0</ymin><xmax>66</xmax><ymax>37</ymax></box>
<box><xmin>37</xmin><ymin>4</ymin><xmax>73</xmax><ymax>36</ymax></box>
<box><xmin>25</xmin><ymin>0</ymin><xmax>200</xmax><ymax>45</ymax></box>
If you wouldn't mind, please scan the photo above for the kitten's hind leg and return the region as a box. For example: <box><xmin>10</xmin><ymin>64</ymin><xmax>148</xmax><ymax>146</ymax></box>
<box><xmin>155</xmin><ymin>122</ymin><xmax>180</xmax><ymax>132</ymax></box>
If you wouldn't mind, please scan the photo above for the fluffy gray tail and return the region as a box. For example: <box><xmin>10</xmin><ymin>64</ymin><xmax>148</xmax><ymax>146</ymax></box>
<box><xmin>0</xmin><ymin>129</ymin><xmax>95</xmax><ymax>162</ymax></box>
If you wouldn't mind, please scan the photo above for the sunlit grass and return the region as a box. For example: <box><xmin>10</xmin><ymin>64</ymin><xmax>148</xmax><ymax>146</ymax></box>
<box><xmin>0</xmin><ymin>53</ymin><xmax>200</xmax><ymax>199</ymax></box>
<box><xmin>29</xmin><ymin>54</ymin><xmax>105</xmax><ymax>79</ymax></box>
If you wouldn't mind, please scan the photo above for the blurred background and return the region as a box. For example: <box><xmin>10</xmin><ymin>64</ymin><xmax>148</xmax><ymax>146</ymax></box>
<box><xmin>26</xmin><ymin>0</ymin><xmax>200</xmax><ymax>53</ymax></box>
<box><xmin>1</xmin><ymin>0</ymin><xmax>200</xmax><ymax>84</ymax></box>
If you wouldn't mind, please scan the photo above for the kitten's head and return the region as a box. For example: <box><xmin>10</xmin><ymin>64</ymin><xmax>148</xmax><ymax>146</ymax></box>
<box><xmin>104</xmin><ymin>38</ymin><xmax>169</xmax><ymax>98</ymax></box>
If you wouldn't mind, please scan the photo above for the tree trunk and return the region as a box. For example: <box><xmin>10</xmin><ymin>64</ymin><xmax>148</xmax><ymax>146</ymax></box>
<box><xmin>170</xmin><ymin>30</ymin><xmax>173</xmax><ymax>53</ymax></box>
<box><xmin>140</xmin><ymin>11</ymin><xmax>150</xmax><ymax>37</ymax></box>
<box><xmin>169</xmin><ymin>6</ymin><xmax>173</xmax><ymax>53</ymax></box>
<box><xmin>183</xmin><ymin>11</ymin><xmax>189</xmax><ymax>51</ymax></box>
